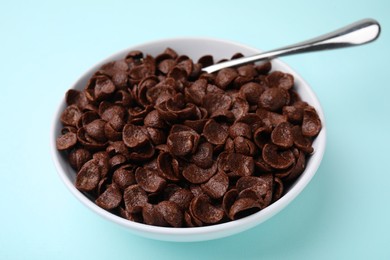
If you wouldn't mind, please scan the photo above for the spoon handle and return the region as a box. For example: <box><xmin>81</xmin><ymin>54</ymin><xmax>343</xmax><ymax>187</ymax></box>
<box><xmin>202</xmin><ymin>18</ymin><xmax>381</xmax><ymax>74</ymax></box>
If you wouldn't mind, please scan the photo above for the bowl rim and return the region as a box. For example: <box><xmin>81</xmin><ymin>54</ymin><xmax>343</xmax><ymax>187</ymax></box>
<box><xmin>50</xmin><ymin>36</ymin><xmax>326</xmax><ymax>241</ymax></box>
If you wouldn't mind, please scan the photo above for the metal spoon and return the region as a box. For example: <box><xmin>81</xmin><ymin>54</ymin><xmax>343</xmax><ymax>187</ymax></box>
<box><xmin>202</xmin><ymin>18</ymin><xmax>381</xmax><ymax>74</ymax></box>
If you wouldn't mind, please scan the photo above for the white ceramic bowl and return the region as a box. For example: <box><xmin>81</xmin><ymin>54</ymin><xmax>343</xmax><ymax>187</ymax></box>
<box><xmin>51</xmin><ymin>37</ymin><xmax>326</xmax><ymax>242</ymax></box>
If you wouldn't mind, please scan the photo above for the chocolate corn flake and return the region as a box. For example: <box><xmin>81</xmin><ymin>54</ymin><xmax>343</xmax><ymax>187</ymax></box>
<box><xmin>254</xmin><ymin>155</ymin><xmax>273</xmax><ymax>173</ymax></box>
<box><xmin>191</xmin><ymin>141</ymin><xmax>214</xmax><ymax>169</ymax></box>
<box><xmin>231</xmin><ymin>97</ymin><xmax>249</xmax><ymax>120</ymax></box>
<box><xmin>218</xmin><ymin>152</ymin><xmax>254</xmax><ymax>177</ymax></box>
<box><xmin>184</xmin><ymin>210</ymin><xmax>201</xmax><ymax>227</ymax></box>
<box><xmin>202</xmin><ymin>93</ymin><xmax>232</xmax><ymax>115</ymax></box>
<box><xmin>146</xmin><ymin>84</ymin><xmax>176</xmax><ymax>106</ymax></box>
<box><xmin>191</xmin><ymin>195</ymin><xmax>224</xmax><ymax>224</ymax></box>
<box><xmin>262</xmin><ymin>143</ymin><xmax>295</xmax><ymax>169</ymax></box>
<box><xmin>66</xmin><ymin>89</ymin><xmax>88</xmax><ymax>109</ymax></box>
<box><xmin>95</xmin><ymin>183</ymin><xmax>122</xmax><ymax>210</ymax></box>
<box><xmin>61</xmin><ymin>105</ymin><xmax>82</xmax><ymax>127</ymax></box>
<box><xmin>200</xmin><ymin>171</ymin><xmax>229</xmax><ymax>199</ymax></box>
<box><xmin>158</xmin><ymin>59</ymin><xmax>176</xmax><ymax>75</ymax></box>
<box><xmin>135</xmin><ymin>167</ymin><xmax>166</xmax><ymax>193</ymax></box>
<box><xmin>122</xmin><ymin>124</ymin><xmax>149</xmax><ymax>149</ymax></box>
<box><xmin>255</xmin><ymin>61</ymin><xmax>272</xmax><ymax>75</ymax></box>
<box><xmin>184</xmin><ymin>79</ymin><xmax>207</xmax><ymax>106</ymax></box>
<box><xmin>233</xmin><ymin>136</ymin><xmax>256</xmax><ymax>156</ymax></box>
<box><xmin>222</xmin><ymin>189</ymin><xmax>238</xmax><ymax>216</ymax></box>
<box><xmin>75</xmin><ymin>159</ymin><xmax>103</xmax><ymax>192</ymax></box>
<box><xmin>109</xmin><ymin>154</ymin><xmax>126</xmax><ymax>168</ymax></box>
<box><xmin>68</xmin><ymin>148</ymin><xmax>91</xmax><ymax>171</ymax></box>
<box><xmin>124</xmin><ymin>184</ymin><xmax>148</xmax><ymax>213</ymax></box>
<box><xmin>266</xmin><ymin>71</ymin><xmax>294</xmax><ymax>90</ymax></box>
<box><xmin>253</xmin><ymin>125</ymin><xmax>272</xmax><ymax>149</ymax></box>
<box><xmin>292</xmin><ymin>125</ymin><xmax>314</xmax><ymax>154</ymax></box>
<box><xmin>167</xmin><ymin>131</ymin><xmax>199</xmax><ymax>157</ymax></box>
<box><xmin>237</xmin><ymin>174</ymin><xmax>273</xmax><ymax>208</ymax></box>
<box><xmin>229</xmin><ymin>198</ymin><xmax>261</xmax><ymax>220</ymax></box>
<box><xmin>229</xmin><ymin>122</ymin><xmax>252</xmax><ymax>139</ymax></box>
<box><xmin>84</xmin><ymin>119</ymin><xmax>107</xmax><ymax>143</ymax></box>
<box><xmin>282</xmin><ymin>101</ymin><xmax>308</xmax><ymax>123</ymax></box>
<box><xmin>198</xmin><ymin>55</ymin><xmax>214</xmax><ymax>68</ymax></box>
<box><xmin>57</xmin><ymin>48</ymin><xmax>322</xmax><ymax>227</ymax></box>
<box><xmin>144</xmin><ymin>110</ymin><xmax>167</xmax><ymax>129</ymax></box>
<box><xmin>215</xmin><ymin>68</ymin><xmax>238</xmax><ymax>89</ymax></box>
<box><xmin>276</xmin><ymin>149</ymin><xmax>306</xmax><ymax>182</ymax></box>
<box><xmin>203</xmin><ymin>119</ymin><xmax>228</xmax><ymax>145</ymax></box>
<box><xmin>142</xmin><ymin>203</ymin><xmax>167</xmax><ymax>226</ymax></box>
<box><xmin>92</xmin><ymin>76</ymin><xmax>116</xmax><ymax>101</ymax></box>
<box><xmin>259</xmin><ymin>87</ymin><xmax>290</xmax><ymax>112</ymax></box>
<box><xmin>156</xmin><ymin>201</ymin><xmax>183</xmax><ymax>227</ymax></box>
<box><xmin>112</xmin><ymin>165</ymin><xmax>136</xmax><ymax>190</ymax></box>
<box><xmin>182</xmin><ymin>162</ymin><xmax>218</xmax><ymax>184</ymax></box>
<box><xmin>168</xmin><ymin>188</ymin><xmax>194</xmax><ymax>211</ymax></box>
<box><xmin>271</xmin><ymin>122</ymin><xmax>294</xmax><ymax>148</ymax></box>
<box><xmin>272</xmin><ymin>177</ymin><xmax>284</xmax><ymax>202</ymax></box>
<box><xmin>302</xmin><ymin>106</ymin><xmax>322</xmax><ymax>137</ymax></box>
<box><xmin>157</xmin><ymin>152</ymin><xmax>180</xmax><ymax>181</ymax></box>
<box><xmin>56</xmin><ymin>131</ymin><xmax>77</xmax><ymax>151</ymax></box>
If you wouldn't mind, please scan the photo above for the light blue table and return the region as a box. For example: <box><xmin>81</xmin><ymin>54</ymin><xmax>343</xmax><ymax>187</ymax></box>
<box><xmin>1</xmin><ymin>0</ymin><xmax>389</xmax><ymax>259</ymax></box>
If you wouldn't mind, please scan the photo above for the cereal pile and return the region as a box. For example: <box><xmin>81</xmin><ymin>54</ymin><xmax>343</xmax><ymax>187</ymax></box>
<box><xmin>56</xmin><ymin>48</ymin><xmax>321</xmax><ymax>227</ymax></box>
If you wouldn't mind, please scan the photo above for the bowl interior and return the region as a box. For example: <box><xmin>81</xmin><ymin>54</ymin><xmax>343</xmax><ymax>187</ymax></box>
<box><xmin>51</xmin><ymin>37</ymin><xmax>326</xmax><ymax>242</ymax></box>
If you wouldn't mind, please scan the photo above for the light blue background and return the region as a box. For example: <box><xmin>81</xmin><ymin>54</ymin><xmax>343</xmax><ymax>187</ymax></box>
<box><xmin>1</xmin><ymin>0</ymin><xmax>389</xmax><ymax>259</ymax></box>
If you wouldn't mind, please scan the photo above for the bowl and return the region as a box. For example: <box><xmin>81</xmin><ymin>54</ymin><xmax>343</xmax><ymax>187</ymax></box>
<box><xmin>51</xmin><ymin>37</ymin><xmax>326</xmax><ymax>242</ymax></box>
